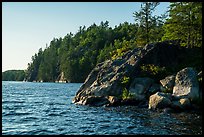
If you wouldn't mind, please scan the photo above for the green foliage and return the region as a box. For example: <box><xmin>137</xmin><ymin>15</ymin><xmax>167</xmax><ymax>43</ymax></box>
<box><xmin>162</xmin><ymin>2</ymin><xmax>202</xmax><ymax>48</ymax></box>
<box><xmin>122</xmin><ymin>88</ymin><xmax>134</xmax><ymax>100</ymax></box>
<box><xmin>121</xmin><ymin>76</ymin><xmax>130</xmax><ymax>85</ymax></box>
<box><xmin>2</xmin><ymin>70</ymin><xmax>25</xmax><ymax>81</ymax></box>
<box><xmin>120</xmin><ymin>76</ymin><xmax>134</xmax><ymax>100</ymax></box>
<box><xmin>111</xmin><ymin>47</ymin><xmax>128</xmax><ymax>60</ymax></box>
<box><xmin>24</xmin><ymin>3</ymin><xmax>202</xmax><ymax>83</ymax></box>
<box><xmin>24</xmin><ymin>21</ymin><xmax>141</xmax><ymax>83</ymax></box>
<box><xmin>25</xmin><ymin>22</ymin><xmax>109</xmax><ymax>82</ymax></box>
<box><xmin>133</xmin><ymin>2</ymin><xmax>165</xmax><ymax>46</ymax></box>
<box><xmin>140</xmin><ymin>64</ymin><xmax>166</xmax><ymax>75</ymax></box>
<box><xmin>110</xmin><ymin>39</ymin><xmax>135</xmax><ymax>60</ymax></box>
<box><xmin>140</xmin><ymin>64</ymin><xmax>168</xmax><ymax>81</ymax></box>
<box><xmin>97</xmin><ymin>43</ymin><xmax>113</xmax><ymax>63</ymax></box>
<box><xmin>122</xmin><ymin>88</ymin><xmax>128</xmax><ymax>99</ymax></box>
<box><xmin>198</xmin><ymin>77</ymin><xmax>202</xmax><ymax>83</ymax></box>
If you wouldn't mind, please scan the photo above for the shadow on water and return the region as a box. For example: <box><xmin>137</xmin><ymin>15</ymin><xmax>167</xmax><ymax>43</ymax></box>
<box><xmin>2</xmin><ymin>82</ymin><xmax>202</xmax><ymax>135</ymax></box>
<box><xmin>99</xmin><ymin>105</ymin><xmax>202</xmax><ymax>135</ymax></box>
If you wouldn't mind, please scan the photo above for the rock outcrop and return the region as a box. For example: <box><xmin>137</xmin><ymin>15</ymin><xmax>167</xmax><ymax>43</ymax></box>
<box><xmin>148</xmin><ymin>67</ymin><xmax>200</xmax><ymax>111</ymax></box>
<box><xmin>56</xmin><ymin>72</ymin><xmax>68</xmax><ymax>83</ymax></box>
<box><xmin>73</xmin><ymin>43</ymin><xmax>158</xmax><ymax>105</ymax></box>
<box><xmin>72</xmin><ymin>41</ymin><xmax>202</xmax><ymax>111</ymax></box>
<box><xmin>148</xmin><ymin>92</ymin><xmax>172</xmax><ymax>110</ymax></box>
<box><xmin>73</xmin><ymin>42</ymin><xmax>181</xmax><ymax>104</ymax></box>
<box><xmin>173</xmin><ymin>67</ymin><xmax>199</xmax><ymax>102</ymax></box>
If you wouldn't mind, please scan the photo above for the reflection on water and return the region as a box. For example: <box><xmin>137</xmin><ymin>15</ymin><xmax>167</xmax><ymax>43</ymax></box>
<box><xmin>2</xmin><ymin>81</ymin><xmax>202</xmax><ymax>135</ymax></box>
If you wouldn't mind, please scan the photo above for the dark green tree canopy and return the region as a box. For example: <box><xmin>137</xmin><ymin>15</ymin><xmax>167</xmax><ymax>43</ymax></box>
<box><xmin>21</xmin><ymin>2</ymin><xmax>202</xmax><ymax>83</ymax></box>
<box><xmin>2</xmin><ymin>70</ymin><xmax>25</xmax><ymax>81</ymax></box>
<box><xmin>162</xmin><ymin>2</ymin><xmax>202</xmax><ymax>48</ymax></box>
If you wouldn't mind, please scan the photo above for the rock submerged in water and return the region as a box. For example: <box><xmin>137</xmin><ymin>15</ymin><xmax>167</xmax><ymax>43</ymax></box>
<box><xmin>72</xmin><ymin>41</ymin><xmax>202</xmax><ymax>112</ymax></box>
<box><xmin>75</xmin><ymin>95</ymin><xmax>121</xmax><ymax>107</ymax></box>
<box><xmin>148</xmin><ymin>67</ymin><xmax>200</xmax><ymax>111</ymax></box>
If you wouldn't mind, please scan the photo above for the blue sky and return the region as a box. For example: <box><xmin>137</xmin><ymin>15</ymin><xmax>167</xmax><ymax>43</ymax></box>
<box><xmin>2</xmin><ymin>2</ymin><xmax>170</xmax><ymax>72</ymax></box>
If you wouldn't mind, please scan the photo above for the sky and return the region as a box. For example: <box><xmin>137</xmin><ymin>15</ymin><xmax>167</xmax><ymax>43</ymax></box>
<box><xmin>2</xmin><ymin>2</ymin><xmax>170</xmax><ymax>72</ymax></box>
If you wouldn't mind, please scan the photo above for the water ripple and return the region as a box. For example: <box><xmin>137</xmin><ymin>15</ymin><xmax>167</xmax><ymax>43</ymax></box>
<box><xmin>2</xmin><ymin>81</ymin><xmax>202</xmax><ymax>135</ymax></box>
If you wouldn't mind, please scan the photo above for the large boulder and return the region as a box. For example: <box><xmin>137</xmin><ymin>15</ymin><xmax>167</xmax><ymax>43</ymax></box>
<box><xmin>128</xmin><ymin>77</ymin><xmax>154</xmax><ymax>101</ymax></box>
<box><xmin>173</xmin><ymin>67</ymin><xmax>199</xmax><ymax>102</ymax></box>
<box><xmin>148</xmin><ymin>92</ymin><xmax>172</xmax><ymax>110</ymax></box>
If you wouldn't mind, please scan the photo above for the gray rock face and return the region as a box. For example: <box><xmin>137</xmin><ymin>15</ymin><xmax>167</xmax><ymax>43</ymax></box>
<box><xmin>129</xmin><ymin>77</ymin><xmax>154</xmax><ymax>101</ymax></box>
<box><xmin>148</xmin><ymin>92</ymin><xmax>172</xmax><ymax>110</ymax></box>
<box><xmin>72</xmin><ymin>41</ymin><xmax>191</xmax><ymax>106</ymax></box>
<box><xmin>160</xmin><ymin>75</ymin><xmax>175</xmax><ymax>92</ymax></box>
<box><xmin>73</xmin><ymin>44</ymin><xmax>157</xmax><ymax>105</ymax></box>
<box><xmin>173</xmin><ymin>67</ymin><xmax>199</xmax><ymax>102</ymax></box>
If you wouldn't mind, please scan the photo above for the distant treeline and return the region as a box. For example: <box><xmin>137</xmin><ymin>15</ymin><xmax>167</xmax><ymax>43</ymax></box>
<box><xmin>4</xmin><ymin>2</ymin><xmax>202</xmax><ymax>82</ymax></box>
<box><xmin>2</xmin><ymin>70</ymin><xmax>25</xmax><ymax>81</ymax></box>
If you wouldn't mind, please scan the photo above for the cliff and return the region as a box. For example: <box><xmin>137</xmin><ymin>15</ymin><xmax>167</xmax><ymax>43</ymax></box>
<box><xmin>72</xmin><ymin>41</ymin><xmax>202</xmax><ymax>112</ymax></box>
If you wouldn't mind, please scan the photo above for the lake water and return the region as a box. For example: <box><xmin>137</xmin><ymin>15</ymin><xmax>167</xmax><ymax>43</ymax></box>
<box><xmin>2</xmin><ymin>81</ymin><xmax>202</xmax><ymax>135</ymax></box>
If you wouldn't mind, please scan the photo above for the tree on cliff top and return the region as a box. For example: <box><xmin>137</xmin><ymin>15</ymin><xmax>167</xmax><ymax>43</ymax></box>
<box><xmin>133</xmin><ymin>2</ymin><xmax>165</xmax><ymax>46</ymax></box>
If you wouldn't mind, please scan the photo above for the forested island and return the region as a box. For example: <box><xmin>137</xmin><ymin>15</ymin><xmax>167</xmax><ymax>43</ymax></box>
<box><xmin>2</xmin><ymin>70</ymin><xmax>25</xmax><ymax>81</ymax></box>
<box><xmin>3</xmin><ymin>2</ymin><xmax>202</xmax><ymax>84</ymax></box>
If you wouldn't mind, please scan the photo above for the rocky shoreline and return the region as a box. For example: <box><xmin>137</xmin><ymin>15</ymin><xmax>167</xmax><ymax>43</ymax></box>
<box><xmin>72</xmin><ymin>41</ymin><xmax>202</xmax><ymax>113</ymax></box>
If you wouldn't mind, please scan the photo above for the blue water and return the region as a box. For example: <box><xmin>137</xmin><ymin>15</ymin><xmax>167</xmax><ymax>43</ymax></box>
<box><xmin>2</xmin><ymin>81</ymin><xmax>202</xmax><ymax>135</ymax></box>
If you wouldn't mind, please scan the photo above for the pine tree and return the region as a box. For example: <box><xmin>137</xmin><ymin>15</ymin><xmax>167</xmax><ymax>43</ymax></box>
<box><xmin>133</xmin><ymin>2</ymin><xmax>160</xmax><ymax>45</ymax></box>
<box><xmin>162</xmin><ymin>2</ymin><xmax>202</xmax><ymax>47</ymax></box>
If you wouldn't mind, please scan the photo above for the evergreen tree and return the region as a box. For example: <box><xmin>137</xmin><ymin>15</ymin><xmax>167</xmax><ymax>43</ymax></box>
<box><xmin>162</xmin><ymin>2</ymin><xmax>202</xmax><ymax>47</ymax></box>
<box><xmin>133</xmin><ymin>2</ymin><xmax>160</xmax><ymax>45</ymax></box>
